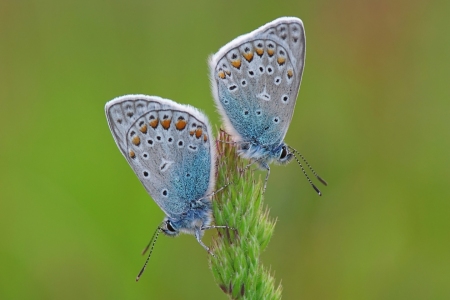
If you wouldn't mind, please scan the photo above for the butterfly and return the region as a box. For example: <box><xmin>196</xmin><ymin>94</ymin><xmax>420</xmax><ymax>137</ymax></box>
<box><xmin>209</xmin><ymin>17</ymin><xmax>327</xmax><ymax>194</ymax></box>
<box><xmin>105</xmin><ymin>94</ymin><xmax>227</xmax><ymax>280</ymax></box>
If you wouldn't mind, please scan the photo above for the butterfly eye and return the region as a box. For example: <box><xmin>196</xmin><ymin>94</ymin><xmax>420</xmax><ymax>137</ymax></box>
<box><xmin>166</xmin><ymin>221</ymin><xmax>176</xmax><ymax>232</ymax></box>
<box><xmin>280</xmin><ymin>146</ymin><xmax>287</xmax><ymax>159</ymax></box>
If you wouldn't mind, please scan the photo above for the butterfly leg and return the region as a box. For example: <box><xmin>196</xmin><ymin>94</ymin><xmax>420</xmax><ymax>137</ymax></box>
<box><xmin>202</xmin><ymin>225</ymin><xmax>238</xmax><ymax>238</ymax></box>
<box><xmin>196</xmin><ymin>182</ymin><xmax>232</xmax><ymax>202</ymax></box>
<box><xmin>202</xmin><ymin>225</ymin><xmax>232</xmax><ymax>230</ymax></box>
<box><xmin>195</xmin><ymin>228</ymin><xmax>213</xmax><ymax>256</ymax></box>
<box><xmin>199</xmin><ymin>225</ymin><xmax>239</xmax><ymax>251</ymax></box>
<box><xmin>259</xmin><ymin>161</ymin><xmax>271</xmax><ymax>193</ymax></box>
<box><xmin>240</xmin><ymin>158</ymin><xmax>270</xmax><ymax>192</ymax></box>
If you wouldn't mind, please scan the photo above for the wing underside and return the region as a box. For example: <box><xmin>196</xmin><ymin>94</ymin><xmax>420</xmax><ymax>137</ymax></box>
<box><xmin>105</xmin><ymin>95</ymin><xmax>216</xmax><ymax>217</ymax></box>
<box><xmin>209</xmin><ymin>17</ymin><xmax>306</xmax><ymax>145</ymax></box>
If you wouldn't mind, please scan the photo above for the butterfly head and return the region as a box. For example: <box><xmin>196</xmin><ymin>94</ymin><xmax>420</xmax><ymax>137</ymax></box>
<box><xmin>160</xmin><ymin>218</ymin><xmax>180</xmax><ymax>237</ymax></box>
<box><xmin>275</xmin><ymin>144</ymin><xmax>294</xmax><ymax>165</ymax></box>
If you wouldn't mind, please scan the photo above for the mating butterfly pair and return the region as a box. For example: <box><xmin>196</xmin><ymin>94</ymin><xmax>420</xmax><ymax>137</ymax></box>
<box><xmin>105</xmin><ymin>17</ymin><xmax>326</xmax><ymax>280</ymax></box>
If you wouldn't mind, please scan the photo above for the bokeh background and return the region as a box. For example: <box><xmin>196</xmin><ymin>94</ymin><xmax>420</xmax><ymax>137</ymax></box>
<box><xmin>1</xmin><ymin>0</ymin><xmax>449</xmax><ymax>299</ymax></box>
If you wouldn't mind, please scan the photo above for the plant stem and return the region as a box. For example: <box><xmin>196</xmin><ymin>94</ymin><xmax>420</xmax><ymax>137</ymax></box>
<box><xmin>209</xmin><ymin>130</ymin><xmax>282</xmax><ymax>299</ymax></box>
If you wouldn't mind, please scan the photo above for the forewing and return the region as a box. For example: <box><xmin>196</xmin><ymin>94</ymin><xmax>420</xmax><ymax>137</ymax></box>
<box><xmin>105</xmin><ymin>95</ymin><xmax>216</xmax><ymax>217</ymax></box>
<box><xmin>106</xmin><ymin>95</ymin><xmax>178</xmax><ymax>157</ymax></box>
<box><xmin>209</xmin><ymin>17</ymin><xmax>305</xmax><ymax>145</ymax></box>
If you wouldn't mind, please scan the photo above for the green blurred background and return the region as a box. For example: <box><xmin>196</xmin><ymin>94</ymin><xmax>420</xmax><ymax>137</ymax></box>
<box><xmin>1</xmin><ymin>0</ymin><xmax>449</xmax><ymax>299</ymax></box>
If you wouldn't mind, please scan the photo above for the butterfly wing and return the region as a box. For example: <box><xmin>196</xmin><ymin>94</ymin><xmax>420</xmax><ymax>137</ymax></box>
<box><xmin>105</xmin><ymin>95</ymin><xmax>216</xmax><ymax>218</ymax></box>
<box><xmin>209</xmin><ymin>17</ymin><xmax>305</xmax><ymax>146</ymax></box>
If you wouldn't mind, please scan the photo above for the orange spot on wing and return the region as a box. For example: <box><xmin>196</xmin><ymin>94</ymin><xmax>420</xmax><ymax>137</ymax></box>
<box><xmin>243</xmin><ymin>52</ymin><xmax>253</xmax><ymax>62</ymax></box>
<box><xmin>231</xmin><ymin>59</ymin><xmax>241</xmax><ymax>69</ymax></box>
<box><xmin>277</xmin><ymin>57</ymin><xmax>286</xmax><ymax>65</ymax></box>
<box><xmin>175</xmin><ymin>119</ymin><xmax>187</xmax><ymax>130</ymax></box>
<box><xmin>129</xmin><ymin>150</ymin><xmax>136</xmax><ymax>159</ymax></box>
<box><xmin>255</xmin><ymin>48</ymin><xmax>264</xmax><ymax>56</ymax></box>
<box><xmin>218</xmin><ymin>71</ymin><xmax>226</xmax><ymax>79</ymax></box>
<box><xmin>267</xmin><ymin>49</ymin><xmax>275</xmax><ymax>57</ymax></box>
<box><xmin>149</xmin><ymin>118</ymin><xmax>159</xmax><ymax>128</ymax></box>
<box><xmin>190</xmin><ymin>130</ymin><xmax>195</xmax><ymax>136</ymax></box>
<box><xmin>160</xmin><ymin>118</ymin><xmax>171</xmax><ymax>130</ymax></box>
<box><xmin>140</xmin><ymin>124</ymin><xmax>148</xmax><ymax>134</ymax></box>
<box><xmin>195</xmin><ymin>128</ymin><xmax>203</xmax><ymax>139</ymax></box>
<box><xmin>132</xmin><ymin>136</ymin><xmax>140</xmax><ymax>146</ymax></box>
<box><xmin>203</xmin><ymin>134</ymin><xmax>208</xmax><ymax>142</ymax></box>
<box><xmin>287</xmin><ymin>69</ymin><xmax>293</xmax><ymax>78</ymax></box>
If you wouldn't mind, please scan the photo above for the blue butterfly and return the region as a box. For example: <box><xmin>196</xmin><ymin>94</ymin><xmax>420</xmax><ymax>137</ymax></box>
<box><xmin>209</xmin><ymin>17</ymin><xmax>326</xmax><ymax>194</ymax></box>
<box><xmin>105</xmin><ymin>95</ymin><xmax>227</xmax><ymax>280</ymax></box>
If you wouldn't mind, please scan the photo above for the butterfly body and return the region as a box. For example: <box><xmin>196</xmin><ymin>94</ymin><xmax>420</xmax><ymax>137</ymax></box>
<box><xmin>238</xmin><ymin>141</ymin><xmax>292</xmax><ymax>168</ymax></box>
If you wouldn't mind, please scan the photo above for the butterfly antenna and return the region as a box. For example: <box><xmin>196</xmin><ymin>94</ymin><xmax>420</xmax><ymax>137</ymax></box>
<box><xmin>289</xmin><ymin>149</ymin><xmax>322</xmax><ymax>196</ymax></box>
<box><xmin>136</xmin><ymin>226</ymin><xmax>162</xmax><ymax>282</ymax></box>
<box><xmin>289</xmin><ymin>147</ymin><xmax>328</xmax><ymax>186</ymax></box>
